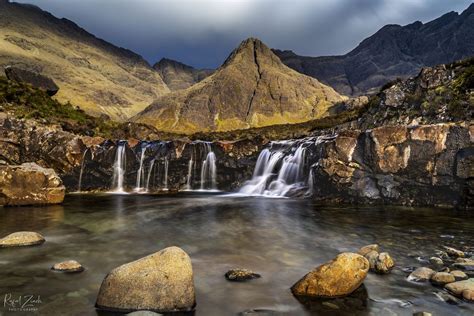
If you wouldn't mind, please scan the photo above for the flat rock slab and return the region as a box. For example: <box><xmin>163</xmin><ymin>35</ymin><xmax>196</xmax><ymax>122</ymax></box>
<box><xmin>0</xmin><ymin>231</ymin><xmax>45</xmax><ymax>248</ymax></box>
<box><xmin>445</xmin><ymin>278</ymin><xmax>474</xmax><ymax>296</ymax></box>
<box><xmin>408</xmin><ymin>267</ymin><xmax>435</xmax><ymax>282</ymax></box>
<box><xmin>96</xmin><ymin>246</ymin><xmax>195</xmax><ymax>313</ymax></box>
<box><xmin>52</xmin><ymin>260</ymin><xmax>84</xmax><ymax>273</ymax></box>
<box><xmin>225</xmin><ymin>269</ymin><xmax>261</xmax><ymax>281</ymax></box>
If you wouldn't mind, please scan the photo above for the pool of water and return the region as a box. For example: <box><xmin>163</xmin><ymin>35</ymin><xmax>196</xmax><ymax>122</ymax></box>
<box><xmin>0</xmin><ymin>194</ymin><xmax>473</xmax><ymax>315</ymax></box>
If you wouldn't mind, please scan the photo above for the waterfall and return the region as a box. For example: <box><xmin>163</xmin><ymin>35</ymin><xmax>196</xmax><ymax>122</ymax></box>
<box><xmin>163</xmin><ymin>158</ymin><xmax>169</xmax><ymax>190</ymax></box>
<box><xmin>77</xmin><ymin>148</ymin><xmax>89</xmax><ymax>192</ymax></box>
<box><xmin>185</xmin><ymin>159</ymin><xmax>194</xmax><ymax>190</ymax></box>
<box><xmin>200</xmin><ymin>151</ymin><xmax>217</xmax><ymax>190</ymax></box>
<box><xmin>239</xmin><ymin>139</ymin><xmax>320</xmax><ymax>197</ymax></box>
<box><xmin>135</xmin><ymin>145</ymin><xmax>147</xmax><ymax>192</ymax></box>
<box><xmin>111</xmin><ymin>142</ymin><xmax>126</xmax><ymax>193</ymax></box>
<box><xmin>145</xmin><ymin>159</ymin><xmax>155</xmax><ymax>192</ymax></box>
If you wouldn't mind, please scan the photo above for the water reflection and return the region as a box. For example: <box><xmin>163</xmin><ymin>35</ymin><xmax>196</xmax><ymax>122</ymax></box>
<box><xmin>0</xmin><ymin>194</ymin><xmax>473</xmax><ymax>316</ymax></box>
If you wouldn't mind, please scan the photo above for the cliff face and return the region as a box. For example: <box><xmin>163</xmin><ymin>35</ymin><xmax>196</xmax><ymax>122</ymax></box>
<box><xmin>153</xmin><ymin>58</ymin><xmax>214</xmax><ymax>91</ymax></box>
<box><xmin>274</xmin><ymin>4</ymin><xmax>474</xmax><ymax>96</ymax></box>
<box><xmin>0</xmin><ymin>1</ymin><xmax>169</xmax><ymax>120</ymax></box>
<box><xmin>133</xmin><ymin>38</ymin><xmax>345</xmax><ymax>134</ymax></box>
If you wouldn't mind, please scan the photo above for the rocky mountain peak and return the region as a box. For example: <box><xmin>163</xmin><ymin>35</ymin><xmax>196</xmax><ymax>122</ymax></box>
<box><xmin>222</xmin><ymin>37</ymin><xmax>280</xmax><ymax>69</ymax></box>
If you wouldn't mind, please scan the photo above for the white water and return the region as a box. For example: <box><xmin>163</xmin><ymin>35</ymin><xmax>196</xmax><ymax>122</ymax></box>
<box><xmin>200</xmin><ymin>151</ymin><xmax>217</xmax><ymax>190</ymax></box>
<box><xmin>77</xmin><ymin>148</ymin><xmax>88</xmax><ymax>192</ymax></box>
<box><xmin>163</xmin><ymin>158</ymin><xmax>169</xmax><ymax>190</ymax></box>
<box><xmin>185</xmin><ymin>141</ymin><xmax>218</xmax><ymax>191</ymax></box>
<box><xmin>111</xmin><ymin>143</ymin><xmax>126</xmax><ymax>193</ymax></box>
<box><xmin>145</xmin><ymin>159</ymin><xmax>155</xmax><ymax>192</ymax></box>
<box><xmin>185</xmin><ymin>159</ymin><xmax>194</xmax><ymax>190</ymax></box>
<box><xmin>135</xmin><ymin>146</ymin><xmax>147</xmax><ymax>192</ymax></box>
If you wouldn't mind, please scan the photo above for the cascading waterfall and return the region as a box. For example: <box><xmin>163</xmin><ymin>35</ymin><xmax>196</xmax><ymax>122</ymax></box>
<box><xmin>163</xmin><ymin>158</ymin><xmax>169</xmax><ymax>190</ymax></box>
<box><xmin>185</xmin><ymin>141</ymin><xmax>218</xmax><ymax>191</ymax></box>
<box><xmin>77</xmin><ymin>148</ymin><xmax>89</xmax><ymax>192</ymax></box>
<box><xmin>135</xmin><ymin>145</ymin><xmax>147</xmax><ymax>192</ymax></box>
<box><xmin>111</xmin><ymin>142</ymin><xmax>126</xmax><ymax>193</ymax></box>
<box><xmin>145</xmin><ymin>159</ymin><xmax>155</xmax><ymax>192</ymax></box>
<box><xmin>200</xmin><ymin>151</ymin><xmax>217</xmax><ymax>190</ymax></box>
<box><xmin>185</xmin><ymin>159</ymin><xmax>194</xmax><ymax>190</ymax></box>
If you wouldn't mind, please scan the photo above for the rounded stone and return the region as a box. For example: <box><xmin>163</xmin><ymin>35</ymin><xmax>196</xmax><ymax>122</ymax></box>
<box><xmin>291</xmin><ymin>252</ymin><xmax>369</xmax><ymax>298</ymax></box>
<box><xmin>463</xmin><ymin>289</ymin><xmax>474</xmax><ymax>301</ymax></box>
<box><xmin>445</xmin><ymin>279</ymin><xmax>474</xmax><ymax>297</ymax></box>
<box><xmin>443</xmin><ymin>246</ymin><xmax>465</xmax><ymax>258</ymax></box>
<box><xmin>358</xmin><ymin>244</ymin><xmax>379</xmax><ymax>257</ymax></box>
<box><xmin>450</xmin><ymin>270</ymin><xmax>468</xmax><ymax>281</ymax></box>
<box><xmin>408</xmin><ymin>267</ymin><xmax>435</xmax><ymax>282</ymax></box>
<box><xmin>96</xmin><ymin>246</ymin><xmax>195</xmax><ymax>313</ymax></box>
<box><xmin>430</xmin><ymin>272</ymin><xmax>455</xmax><ymax>286</ymax></box>
<box><xmin>364</xmin><ymin>250</ymin><xmax>379</xmax><ymax>270</ymax></box>
<box><xmin>374</xmin><ymin>252</ymin><xmax>395</xmax><ymax>274</ymax></box>
<box><xmin>0</xmin><ymin>232</ymin><xmax>45</xmax><ymax>248</ymax></box>
<box><xmin>52</xmin><ymin>260</ymin><xmax>84</xmax><ymax>273</ymax></box>
<box><xmin>429</xmin><ymin>257</ymin><xmax>443</xmax><ymax>267</ymax></box>
<box><xmin>225</xmin><ymin>269</ymin><xmax>261</xmax><ymax>281</ymax></box>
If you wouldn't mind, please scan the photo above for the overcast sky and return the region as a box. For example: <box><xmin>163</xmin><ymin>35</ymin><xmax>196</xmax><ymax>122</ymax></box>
<box><xmin>13</xmin><ymin>0</ymin><xmax>473</xmax><ymax>68</ymax></box>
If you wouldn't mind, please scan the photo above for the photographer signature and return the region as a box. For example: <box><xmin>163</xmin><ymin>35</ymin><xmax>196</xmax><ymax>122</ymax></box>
<box><xmin>3</xmin><ymin>293</ymin><xmax>42</xmax><ymax>312</ymax></box>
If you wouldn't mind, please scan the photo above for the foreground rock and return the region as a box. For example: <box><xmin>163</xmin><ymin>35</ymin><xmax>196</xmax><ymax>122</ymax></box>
<box><xmin>5</xmin><ymin>66</ymin><xmax>59</xmax><ymax>96</ymax></box>
<box><xmin>430</xmin><ymin>272</ymin><xmax>455</xmax><ymax>286</ymax></box>
<box><xmin>374</xmin><ymin>252</ymin><xmax>395</xmax><ymax>274</ymax></box>
<box><xmin>225</xmin><ymin>269</ymin><xmax>261</xmax><ymax>281</ymax></box>
<box><xmin>0</xmin><ymin>163</ymin><xmax>65</xmax><ymax>206</ymax></box>
<box><xmin>445</xmin><ymin>278</ymin><xmax>474</xmax><ymax>301</ymax></box>
<box><xmin>450</xmin><ymin>270</ymin><xmax>468</xmax><ymax>281</ymax></box>
<box><xmin>291</xmin><ymin>253</ymin><xmax>369</xmax><ymax>298</ymax></box>
<box><xmin>408</xmin><ymin>267</ymin><xmax>435</xmax><ymax>282</ymax></box>
<box><xmin>0</xmin><ymin>232</ymin><xmax>45</xmax><ymax>248</ymax></box>
<box><xmin>96</xmin><ymin>247</ymin><xmax>195</xmax><ymax>313</ymax></box>
<box><xmin>51</xmin><ymin>260</ymin><xmax>84</xmax><ymax>273</ymax></box>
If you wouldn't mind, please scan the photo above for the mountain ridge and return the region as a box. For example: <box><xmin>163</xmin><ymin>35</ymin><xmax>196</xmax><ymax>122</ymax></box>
<box><xmin>153</xmin><ymin>58</ymin><xmax>214</xmax><ymax>91</ymax></box>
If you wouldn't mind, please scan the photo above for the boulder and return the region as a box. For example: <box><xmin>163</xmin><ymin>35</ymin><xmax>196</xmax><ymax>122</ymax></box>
<box><xmin>451</xmin><ymin>259</ymin><xmax>474</xmax><ymax>271</ymax></box>
<box><xmin>357</xmin><ymin>244</ymin><xmax>379</xmax><ymax>257</ymax></box>
<box><xmin>445</xmin><ymin>279</ymin><xmax>474</xmax><ymax>298</ymax></box>
<box><xmin>408</xmin><ymin>267</ymin><xmax>435</xmax><ymax>282</ymax></box>
<box><xmin>364</xmin><ymin>250</ymin><xmax>379</xmax><ymax>270</ymax></box>
<box><xmin>430</xmin><ymin>272</ymin><xmax>455</xmax><ymax>286</ymax></box>
<box><xmin>96</xmin><ymin>247</ymin><xmax>195</xmax><ymax>313</ymax></box>
<box><xmin>4</xmin><ymin>66</ymin><xmax>59</xmax><ymax>96</ymax></box>
<box><xmin>429</xmin><ymin>257</ymin><xmax>444</xmax><ymax>267</ymax></box>
<box><xmin>450</xmin><ymin>270</ymin><xmax>468</xmax><ymax>281</ymax></box>
<box><xmin>51</xmin><ymin>260</ymin><xmax>84</xmax><ymax>273</ymax></box>
<box><xmin>0</xmin><ymin>231</ymin><xmax>45</xmax><ymax>247</ymax></box>
<box><xmin>291</xmin><ymin>252</ymin><xmax>369</xmax><ymax>298</ymax></box>
<box><xmin>373</xmin><ymin>252</ymin><xmax>395</xmax><ymax>274</ymax></box>
<box><xmin>225</xmin><ymin>268</ymin><xmax>261</xmax><ymax>281</ymax></box>
<box><xmin>463</xmin><ymin>289</ymin><xmax>474</xmax><ymax>301</ymax></box>
<box><xmin>443</xmin><ymin>246</ymin><xmax>465</xmax><ymax>258</ymax></box>
<box><xmin>0</xmin><ymin>163</ymin><xmax>65</xmax><ymax>206</ymax></box>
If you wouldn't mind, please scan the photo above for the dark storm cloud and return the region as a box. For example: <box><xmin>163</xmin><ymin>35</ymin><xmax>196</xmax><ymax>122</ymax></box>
<box><xmin>13</xmin><ymin>0</ymin><xmax>473</xmax><ymax>68</ymax></box>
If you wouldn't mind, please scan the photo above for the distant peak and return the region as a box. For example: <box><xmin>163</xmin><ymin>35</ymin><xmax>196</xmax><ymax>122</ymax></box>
<box><xmin>462</xmin><ymin>2</ymin><xmax>474</xmax><ymax>15</ymax></box>
<box><xmin>154</xmin><ymin>58</ymin><xmax>194</xmax><ymax>71</ymax></box>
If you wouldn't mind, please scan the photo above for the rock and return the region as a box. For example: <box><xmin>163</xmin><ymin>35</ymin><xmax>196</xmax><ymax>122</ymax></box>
<box><xmin>225</xmin><ymin>269</ymin><xmax>261</xmax><ymax>281</ymax></box>
<box><xmin>430</xmin><ymin>272</ymin><xmax>455</xmax><ymax>286</ymax></box>
<box><xmin>374</xmin><ymin>252</ymin><xmax>395</xmax><ymax>274</ymax></box>
<box><xmin>291</xmin><ymin>252</ymin><xmax>369</xmax><ymax>298</ymax></box>
<box><xmin>0</xmin><ymin>163</ymin><xmax>65</xmax><ymax>206</ymax></box>
<box><xmin>127</xmin><ymin>312</ymin><xmax>163</xmax><ymax>316</ymax></box>
<box><xmin>433</xmin><ymin>291</ymin><xmax>461</xmax><ymax>305</ymax></box>
<box><xmin>413</xmin><ymin>312</ymin><xmax>432</xmax><ymax>316</ymax></box>
<box><xmin>463</xmin><ymin>289</ymin><xmax>474</xmax><ymax>301</ymax></box>
<box><xmin>0</xmin><ymin>231</ymin><xmax>45</xmax><ymax>248</ymax></box>
<box><xmin>429</xmin><ymin>257</ymin><xmax>444</xmax><ymax>267</ymax></box>
<box><xmin>450</xmin><ymin>270</ymin><xmax>468</xmax><ymax>281</ymax></box>
<box><xmin>51</xmin><ymin>260</ymin><xmax>84</xmax><ymax>273</ymax></box>
<box><xmin>364</xmin><ymin>250</ymin><xmax>379</xmax><ymax>270</ymax></box>
<box><xmin>408</xmin><ymin>267</ymin><xmax>435</xmax><ymax>282</ymax></box>
<box><xmin>443</xmin><ymin>246</ymin><xmax>465</xmax><ymax>258</ymax></box>
<box><xmin>4</xmin><ymin>66</ymin><xmax>59</xmax><ymax>96</ymax></box>
<box><xmin>445</xmin><ymin>278</ymin><xmax>474</xmax><ymax>297</ymax></box>
<box><xmin>96</xmin><ymin>247</ymin><xmax>195</xmax><ymax>313</ymax></box>
<box><xmin>452</xmin><ymin>259</ymin><xmax>474</xmax><ymax>271</ymax></box>
<box><xmin>358</xmin><ymin>244</ymin><xmax>379</xmax><ymax>256</ymax></box>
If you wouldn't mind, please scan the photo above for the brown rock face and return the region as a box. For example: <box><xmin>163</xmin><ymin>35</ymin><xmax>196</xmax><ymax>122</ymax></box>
<box><xmin>0</xmin><ymin>231</ymin><xmax>45</xmax><ymax>247</ymax></box>
<box><xmin>0</xmin><ymin>163</ymin><xmax>65</xmax><ymax>206</ymax></box>
<box><xmin>5</xmin><ymin>66</ymin><xmax>59</xmax><ymax>95</ymax></box>
<box><xmin>153</xmin><ymin>58</ymin><xmax>214</xmax><ymax>91</ymax></box>
<box><xmin>291</xmin><ymin>253</ymin><xmax>369</xmax><ymax>298</ymax></box>
<box><xmin>96</xmin><ymin>246</ymin><xmax>195</xmax><ymax>313</ymax></box>
<box><xmin>134</xmin><ymin>38</ymin><xmax>345</xmax><ymax>134</ymax></box>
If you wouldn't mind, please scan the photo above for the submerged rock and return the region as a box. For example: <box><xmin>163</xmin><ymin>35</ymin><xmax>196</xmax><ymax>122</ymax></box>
<box><xmin>225</xmin><ymin>268</ymin><xmax>261</xmax><ymax>281</ymax></box>
<box><xmin>96</xmin><ymin>246</ymin><xmax>195</xmax><ymax>313</ymax></box>
<box><xmin>0</xmin><ymin>231</ymin><xmax>45</xmax><ymax>248</ymax></box>
<box><xmin>408</xmin><ymin>267</ymin><xmax>435</xmax><ymax>282</ymax></box>
<box><xmin>430</xmin><ymin>272</ymin><xmax>455</xmax><ymax>286</ymax></box>
<box><xmin>52</xmin><ymin>260</ymin><xmax>84</xmax><ymax>273</ymax></box>
<box><xmin>0</xmin><ymin>163</ymin><xmax>65</xmax><ymax>206</ymax></box>
<box><xmin>291</xmin><ymin>252</ymin><xmax>369</xmax><ymax>298</ymax></box>
<box><xmin>452</xmin><ymin>259</ymin><xmax>474</xmax><ymax>271</ymax></box>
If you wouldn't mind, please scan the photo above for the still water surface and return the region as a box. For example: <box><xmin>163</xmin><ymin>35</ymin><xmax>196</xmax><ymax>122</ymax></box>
<box><xmin>0</xmin><ymin>193</ymin><xmax>473</xmax><ymax>315</ymax></box>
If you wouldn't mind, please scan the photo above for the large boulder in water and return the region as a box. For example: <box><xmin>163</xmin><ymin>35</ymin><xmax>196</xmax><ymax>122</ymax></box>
<box><xmin>4</xmin><ymin>66</ymin><xmax>59</xmax><ymax>96</ymax></box>
<box><xmin>291</xmin><ymin>252</ymin><xmax>369</xmax><ymax>298</ymax></box>
<box><xmin>0</xmin><ymin>163</ymin><xmax>65</xmax><ymax>206</ymax></box>
<box><xmin>0</xmin><ymin>231</ymin><xmax>45</xmax><ymax>247</ymax></box>
<box><xmin>96</xmin><ymin>246</ymin><xmax>195</xmax><ymax>313</ymax></box>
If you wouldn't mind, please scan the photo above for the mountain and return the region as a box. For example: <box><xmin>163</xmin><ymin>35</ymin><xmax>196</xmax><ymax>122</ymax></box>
<box><xmin>153</xmin><ymin>58</ymin><xmax>214</xmax><ymax>91</ymax></box>
<box><xmin>0</xmin><ymin>0</ymin><xmax>169</xmax><ymax>120</ymax></box>
<box><xmin>274</xmin><ymin>4</ymin><xmax>474</xmax><ymax>96</ymax></box>
<box><xmin>133</xmin><ymin>38</ymin><xmax>345</xmax><ymax>134</ymax></box>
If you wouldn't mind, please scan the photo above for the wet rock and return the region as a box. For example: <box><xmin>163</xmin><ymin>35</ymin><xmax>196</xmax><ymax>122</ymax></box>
<box><xmin>430</xmin><ymin>272</ymin><xmax>455</xmax><ymax>286</ymax></box>
<box><xmin>452</xmin><ymin>259</ymin><xmax>474</xmax><ymax>271</ymax></box>
<box><xmin>434</xmin><ymin>291</ymin><xmax>461</xmax><ymax>305</ymax></box>
<box><xmin>4</xmin><ymin>66</ymin><xmax>59</xmax><ymax>96</ymax></box>
<box><xmin>358</xmin><ymin>244</ymin><xmax>379</xmax><ymax>257</ymax></box>
<box><xmin>291</xmin><ymin>252</ymin><xmax>369</xmax><ymax>298</ymax></box>
<box><xmin>429</xmin><ymin>257</ymin><xmax>443</xmax><ymax>267</ymax></box>
<box><xmin>445</xmin><ymin>278</ymin><xmax>474</xmax><ymax>297</ymax></box>
<box><xmin>413</xmin><ymin>312</ymin><xmax>432</xmax><ymax>316</ymax></box>
<box><xmin>443</xmin><ymin>246</ymin><xmax>465</xmax><ymax>258</ymax></box>
<box><xmin>374</xmin><ymin>252</ymin><xmax>395</xmax><ymax>274</ymax></box>
<box><xmin>450</xmin><ymin>270</ymin><xmax>468</xmax><ymax>281</ymax></box>
<box><xmin>408</xmin><ymin>267</ymin><xmax>435</xmax><ymax>282</ymax></box>
<box><xmin>463</xmin><ymin>289</ymin><xmax>474</xmax><ymax>301</ymax></box>
<box><xmin>96</xmin><ymin>246</ymin><xmax>195</xmax><ymax>313</ymax></box>
<box><xmin>364</xmin><ymin>250</ymin><xmax>379</xmax><ymax>270</ymax></box>
<box><xmin>0</xmin><ymin>231</ymin><xmax>45</xmax><ymax>248</ymax></box>
<box><xmin>126</xmin><ymin>312</ymin><xmax>163</xmax><ymax>316</ymax></box>
<box><xmin>0</xmin><ymin>163</ymin><xmax>65</xmax><ymax>206</ymax></box>
<box><xmin>225</xmin><ymin>268</ymin><xmax>261</xmax><ymax>281</ymax></box>
<box><xmin>51</xmin><ymin>260</ymin><xmax>84</xmax><ymax>273</ymax></box>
